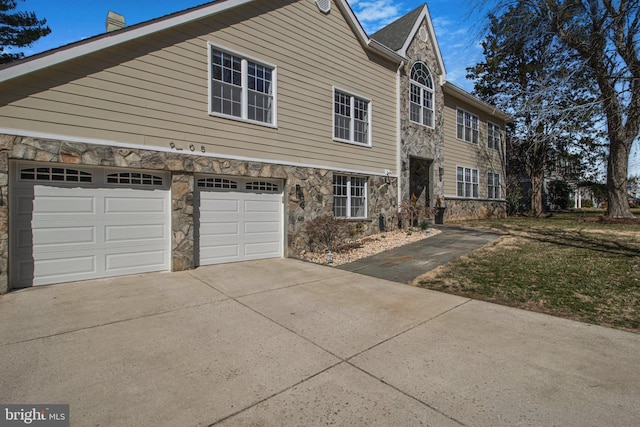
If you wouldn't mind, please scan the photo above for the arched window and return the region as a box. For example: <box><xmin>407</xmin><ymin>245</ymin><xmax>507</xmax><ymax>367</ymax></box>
<box><xmin>409</xmin><ymin>62</ymin><xmax>434</xmax><ymax>128</ymax></box>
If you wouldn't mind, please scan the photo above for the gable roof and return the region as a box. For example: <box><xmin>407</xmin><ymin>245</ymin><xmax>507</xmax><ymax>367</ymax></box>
<box><xmin>0</xmin><ymin>0</ymin><xmax>403</xmax><ymax>83</ymax></box>
<box><xmin>369</xmin><ymin>5</ymin><xmax>423</xmax><ymax>51</ymax></box>
<box><xmin>371</xmin><ymin>3</ymin><xmax>446</xmax><ymax>83</ymax></box>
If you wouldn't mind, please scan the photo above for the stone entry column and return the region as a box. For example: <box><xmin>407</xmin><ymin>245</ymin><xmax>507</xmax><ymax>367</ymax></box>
<box><xmin>171</xmin><ymin>173</ymin><xmax>194</xmax><ymax>271</ymax></box>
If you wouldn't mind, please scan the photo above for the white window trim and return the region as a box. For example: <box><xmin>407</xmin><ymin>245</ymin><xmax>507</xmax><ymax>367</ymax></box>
<box><xmin>332</xmin><ymin>86</ymin><xmax>373</xmax><ymax>147</ymax></box>
<box><xmin>409</xmin><ymin>62</ymin><xmax>435</xmax><ymax>129</ymax></box>
<box><xmin>456</xmin><ymin>165</ymin><xmax>479</xmax><ymax>199</ymax></box>
<box><xmin>487</xmin><ymin>121</ymin><xmax>502</xmax><ymax>151</ymax></box>
<box><xmin>487</xmin><ymin>171</ymin><xmax>501</xmax><ymax>199</ymax></box>
<box><xmin>207</xmin><ymin>42</ymin><xmax>278</xmax><ymax>128</ymax></box>
<box><xmin>456</xmin><ymin>108</ymin><xmax>479</xmax><ymax>145</ymax></box>
<box><xmin>333</xmin><ymin>175</ymin><xmax>368</xmax><ymax>219</ymax></box>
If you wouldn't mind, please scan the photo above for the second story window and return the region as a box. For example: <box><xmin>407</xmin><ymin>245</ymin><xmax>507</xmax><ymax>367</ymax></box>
<box><xmin>409</xmin><ymin>62</ymin><xmax>434</xmax><ymax>128</ymax></box>
<box><xmin>457</xmin><ymin>108</ymin><xmax>479</xmax><ymax>144</ymax></box>
<box><xmin>488</xmin><ymin>122</ymin><xmax>502</xmax><ymax>150</ymax></box>
<box><xmin>333</xmin><ymin>88</ymin><xmax>371</xmax><ymax>146</ymax></box>
<box><xmin>209</xmin><ymin>45</ymin><xmax>276</xmax><ymax>126</ymax></box>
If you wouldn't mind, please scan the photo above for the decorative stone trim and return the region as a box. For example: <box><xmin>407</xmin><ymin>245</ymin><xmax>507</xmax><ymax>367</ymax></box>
<box><xmin>444</xmin><ymin>198</ymin><xmax>507</xmax><ymax>221</ymax></box>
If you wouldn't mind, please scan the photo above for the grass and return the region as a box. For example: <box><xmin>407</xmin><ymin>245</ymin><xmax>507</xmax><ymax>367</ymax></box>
<box><xmin>417</xmin><ymin>210</ymin><xmax>640</xmax><ymax>333</ymax></box>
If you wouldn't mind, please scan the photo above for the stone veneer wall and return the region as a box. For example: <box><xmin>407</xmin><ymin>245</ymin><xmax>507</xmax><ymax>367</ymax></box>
<box><xmin>444</xmin><ymin>199</ymin><xmax>507</xmax><ymax>221</ymax></box>
<box><xmin>0</xmin><ymin>135</ymin><xmax>398</xmax><ymax>292</ymax></box>
<box><xmin>399</xmin><ymin>19</ymin><xmax>445</xmax><ymax>207</ymax></box>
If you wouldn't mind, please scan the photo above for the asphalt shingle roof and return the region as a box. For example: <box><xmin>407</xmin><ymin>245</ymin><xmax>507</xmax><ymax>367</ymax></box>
<box><xmin>370</xmin><ymin>5</ymin><xmax>424</xmax><ymax>51</ymax></box>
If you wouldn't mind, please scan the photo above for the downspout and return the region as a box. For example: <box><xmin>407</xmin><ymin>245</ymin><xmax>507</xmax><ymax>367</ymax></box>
<box><xmin>396</xmin><ymin>61</ymin><xmax>404</xmax><ymax>210</ymax></box>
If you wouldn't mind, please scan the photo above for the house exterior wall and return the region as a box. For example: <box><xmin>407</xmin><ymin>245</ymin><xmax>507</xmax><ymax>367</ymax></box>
<box><xmin>398</xmin><ymin>18</ymin><xmax>445</xmax><ymax>209</ymax></box>
<box><xmin>0</xmin><ymin>0</ymin><xmax>402</xmax><ymax>292</ymax></box>
<box><xmin>0</xmin><ymin>0</ymin><xmax>398</xmax><ymax>175</ymax></box>
<box><xmin>442</xmin><ymin>88</ymin><xmax>507</xmax><ymax>220</ymax></box>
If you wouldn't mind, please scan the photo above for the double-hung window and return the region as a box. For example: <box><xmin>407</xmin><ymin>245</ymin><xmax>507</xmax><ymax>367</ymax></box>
<box><xmin>333</xmin><ymin>175</ymin><xmax>367</xmax><ymax>218</ymax></box>
<box><xmin>487</xmin><ymin>122</ymin><xmax>501</xmax><ymax>150</ymax></box>
<box><xmin>457</xmin><ymin>109</ymin><xmax>479</xmax><ymax>144</ymax></box>
<box><xmin>333</xmin><ymin>88</ymin><xmax>371</xmax><ymax>146</ymax></box>
<box><xmin>488</xmin><ymin>172</ymin><xmax>501</xmax><ymax>199</ymax></box>
<box><xmin>456</xmin><ymin>166</ymin><xmax>479</xmax><ymax>198</ymax></box>
<box><xmin>209</xmin><ymin>45</ymin><xmax>276</xmax><ymax>125</ymax></box>
<box><xmin>409</xmin><ymin>62</ymin><xmax>434</xmax><ymax>128</ymax></box>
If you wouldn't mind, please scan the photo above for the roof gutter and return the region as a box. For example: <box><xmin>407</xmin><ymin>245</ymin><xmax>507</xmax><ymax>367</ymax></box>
<box><xmin>443</xmin><ymin>82</ymin><xmax>513</xmax><ymax>122</ymax></box>
<box><xmin>367</xmin><ymin>39</ymin><xmax>405</xmax><ymax>64</ymax></box>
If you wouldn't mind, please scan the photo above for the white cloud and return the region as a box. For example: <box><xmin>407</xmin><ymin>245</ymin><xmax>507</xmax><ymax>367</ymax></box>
<box><xmin>347</xmin><ymin>0</ymin><xmax>403</xmax><ymax>33</ymax></box>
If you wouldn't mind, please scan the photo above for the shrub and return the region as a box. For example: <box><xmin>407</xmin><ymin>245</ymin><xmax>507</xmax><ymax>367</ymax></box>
<box><xmin>582</xmin><ymin>199</ymin><xmax>594</xmax><ymax>208</ymax></box>
<box><xmin>305</xmin><ymin>215</ymin><xmax>349</xmax><ymax>252</ymax></box>
<box><xmin>547</xmin><ymin>180</ymin><xmax>572</xmax><ymax>210</ymax></box>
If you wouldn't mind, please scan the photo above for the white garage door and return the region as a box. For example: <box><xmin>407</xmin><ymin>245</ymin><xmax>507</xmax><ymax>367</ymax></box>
<box><xmin>10</xmin><ymin>163</ymin><xmax>171</xmax><ymax>288</ymax></box>
<box><xmin>196</xmin><ymin>176</ymin><xmax>283</xmax><ymax>266</ymax></box>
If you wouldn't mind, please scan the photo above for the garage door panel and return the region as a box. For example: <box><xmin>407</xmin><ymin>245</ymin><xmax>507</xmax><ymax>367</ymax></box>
<box><xmin>105</xmin><ymin>249</ymin><xmax>168</xmax><ymax>272</ymax></box>
<box><xmin>35</xmin><ymin>255</ymin><xmax>97</xmax><ymax>281</ymax></box>
<box><xmin>244</xmin><ymin>199</ymin><xmax>280</xmax><ymax>212</ymax></box>
<box><xmin>33</xmin><ymin>226</ymin><xmax>95</xmax><ymax>247</ymax></box>
<box><xmin>13</xmin><ymin>260</ymin><xmax>34</xmax><ymax>285</ymax></box>
<box><xmin>200</xmin><ymin>222</ymin><xmax>240</xmax><ymax>237</ymax></box>
<box><xmin>245</xmin><ymin>241</ymin><xmax>281</xmax><ymax>257</ymax></box>
<box><xmin>105</xmin><ymin>224</ymin><xmax>167</xmax><ymax>243</ymax></box>
<box><xmin>245</xmin><ymin>220</ymin><xmax>280</xmax><ymax>234</ymax></box>
<box><xmin>33</xmin><ymin>194</ymin><xmax>96</xmax><ymax>215</ymax></box>
<box><xmin>16</xmin><ymin>195</ymin><xmax>34</xmax><ymax>216</ymax></box>
<box><xmin>200</xmin><ymin>244</ymin><xmax>240</xmax><ymax>263</ymax></box>
<box><xmin>104</xmin><ymin>195</ymin><xmax>167</xmax><ymax>214</ymax></box>
<box><xmin>201</xmin><ymin>197</ymin><xmax>240</xmax><ymax>213</ymax></box>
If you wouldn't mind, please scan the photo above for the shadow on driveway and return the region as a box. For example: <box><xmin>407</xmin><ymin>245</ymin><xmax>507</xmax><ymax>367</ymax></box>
<box><xmin>336</xmin><ymin>226</ymin><xmax>502</xmax><ymax>283</ymax></box>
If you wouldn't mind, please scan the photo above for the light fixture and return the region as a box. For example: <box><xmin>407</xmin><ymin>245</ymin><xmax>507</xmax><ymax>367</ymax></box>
<box><xmin>439</xmin><ymin>167</ymin><xmax>444</xmax><ymax>181</ymax></box>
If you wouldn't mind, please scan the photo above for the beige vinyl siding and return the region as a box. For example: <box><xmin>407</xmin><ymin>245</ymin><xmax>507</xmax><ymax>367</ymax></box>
<box><xmin>0</xmin><ymin>0</ymin><xmax>398</xmax><ymax>173</ymax></box>
<box><xmin>442</xmin><ymin>94</ymin><xmax>505</xmax><ymax>198</ymax></box>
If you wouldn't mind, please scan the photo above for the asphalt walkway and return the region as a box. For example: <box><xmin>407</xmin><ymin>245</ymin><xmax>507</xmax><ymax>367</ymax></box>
<box><xmin>337</xmin><ymin>225</ymin><xmax>502</xmax><ymax>283</ymax></box>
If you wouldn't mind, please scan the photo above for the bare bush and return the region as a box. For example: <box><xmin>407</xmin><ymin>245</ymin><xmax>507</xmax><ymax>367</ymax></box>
<box><xmin>305</xmin><ymin>215</ymin><xmax>349</xmax><ymax>252</ymax></box>
<box><xmin>398</xmin><ymin>199</ymin><xmax>432</xmax><ymax>229</ymax></box>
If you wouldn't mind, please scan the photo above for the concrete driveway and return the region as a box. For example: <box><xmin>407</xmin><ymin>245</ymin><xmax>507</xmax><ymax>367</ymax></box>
<box><xmin>1</xmin><ymin>259</ymin><xmax>639</xmax><ymax>426</ymax></box>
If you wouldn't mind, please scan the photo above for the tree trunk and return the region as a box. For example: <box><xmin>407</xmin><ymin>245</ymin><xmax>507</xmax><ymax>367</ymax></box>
<box><xmin>606</xmin><ymin>134</ymin><xmax>633</xmax><ymax>218</ymax></box>
<box><xmin>530</xmin><ymin>172</ymin><xmax>544</xmax><ymax>216</ymax></box>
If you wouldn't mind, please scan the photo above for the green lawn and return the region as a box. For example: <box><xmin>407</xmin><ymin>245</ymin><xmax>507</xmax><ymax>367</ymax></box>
<box><xmin>418</xmin><ymin>210</ymin><xmax>640</xmax><ymax>332</ymax></box>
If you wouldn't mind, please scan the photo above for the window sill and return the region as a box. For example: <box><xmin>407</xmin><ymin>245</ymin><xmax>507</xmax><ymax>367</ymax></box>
<box><xmin>208</xmin><ymin>112</ymin><xmax>278</xmax><ymax>129</ymax></box>
<box><xmin>456</xmin><ymin>138</ymin><xmax>479</xmax><ymax>145</ymax></box>
<box><xmin>334</xmin><ymin>217</ymin><xmax>371</xmax><ymax>221</ymax></box>
<box><xmin>409</xmin><ymin>119</ymin><xmax>435</xmax><ymax>129</ymax></box>
<box><xmin>333</xmin><ymin>138</ymin><xmax>372</xmax><ymax>148</ymax></box>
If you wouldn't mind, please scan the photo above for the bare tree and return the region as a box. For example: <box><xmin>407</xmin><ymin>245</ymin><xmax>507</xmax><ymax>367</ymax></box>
<box><xmin>468</xmin><ymin>2</ymin><xmax>603</xmax><ymax>215</ymax></box>
<box><xmin>544</xmin><ymin>0</ymin><xmax>639</xmax><ymax>217</ymax></box>
<box><xmin>474</xmin><ymin>0</ymin><xmax>639</xmax><ymax>218</ymax></box>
